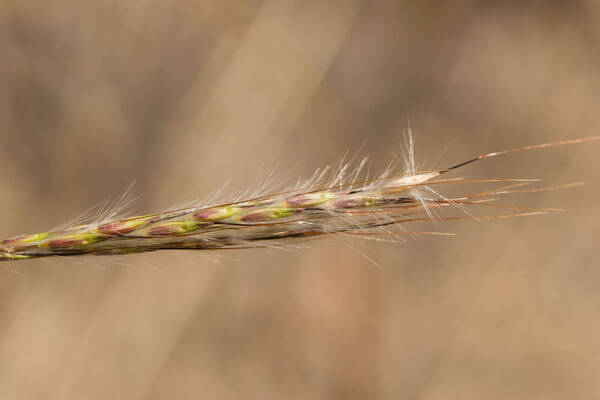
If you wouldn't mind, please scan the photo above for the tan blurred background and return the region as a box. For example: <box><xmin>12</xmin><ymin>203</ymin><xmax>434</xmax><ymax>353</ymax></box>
<box><xmin>1</xmin><ymin>0</ymin><xmax>600</xmax><ymax>398</ymax></box>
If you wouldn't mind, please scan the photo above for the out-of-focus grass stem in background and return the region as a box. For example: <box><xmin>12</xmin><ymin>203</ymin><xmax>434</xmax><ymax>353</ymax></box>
<box><xmin>0</xmin><ymin>1</ymin><xmax>599</xmax><ymax>399</ymax></box>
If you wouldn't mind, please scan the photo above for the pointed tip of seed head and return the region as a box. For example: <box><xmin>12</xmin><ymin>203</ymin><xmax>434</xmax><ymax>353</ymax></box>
<box><xmin>386</xmin><ymin>171</ymin><xmax>440</xmax><ymax>188</ymax></box>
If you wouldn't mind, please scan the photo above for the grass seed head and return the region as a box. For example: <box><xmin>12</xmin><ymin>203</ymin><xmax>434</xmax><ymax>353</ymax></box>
<box><xmin>1</xmin><ymin>135</ymin><xmax>598</xmax><ymax>262</ymax></box>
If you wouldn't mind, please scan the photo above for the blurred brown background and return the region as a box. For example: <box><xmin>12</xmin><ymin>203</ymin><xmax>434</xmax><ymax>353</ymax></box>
<box><xmin>1</xmin><ymin>1</ymin><xmax>600</xmax><ymax>399</ymax></box>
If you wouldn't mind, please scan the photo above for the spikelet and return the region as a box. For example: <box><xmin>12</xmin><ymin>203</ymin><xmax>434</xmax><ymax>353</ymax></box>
<box><xmin>1</xmin><ymin>136</ymin><xmax>598</xmax><ymax>262</ymax></box>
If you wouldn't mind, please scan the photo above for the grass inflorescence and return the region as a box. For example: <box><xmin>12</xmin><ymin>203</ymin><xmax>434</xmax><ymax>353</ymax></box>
<box><xmin>1</xmin><ymin>135</ymin><xmax>598</xmax><ymax>262</ymax></box>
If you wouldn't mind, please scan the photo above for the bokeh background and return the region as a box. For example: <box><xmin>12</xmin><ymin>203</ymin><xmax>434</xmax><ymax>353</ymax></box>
<box><xmin>1</xmin><ymin>1</ymin><xmax>600</xmax><ymax>398</ymax></box>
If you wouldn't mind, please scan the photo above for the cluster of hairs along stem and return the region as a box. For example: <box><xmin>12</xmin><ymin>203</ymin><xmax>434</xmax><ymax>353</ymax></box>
<box><xmin>1</xmin><ymin>136</ymin><xmax>598</xmax><ymax>262</ymax></box>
